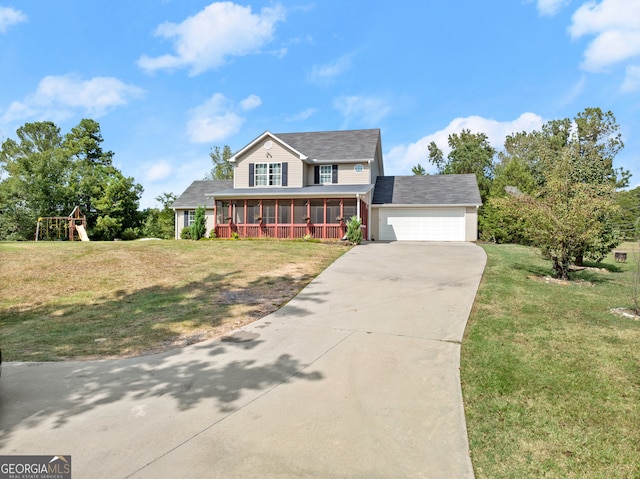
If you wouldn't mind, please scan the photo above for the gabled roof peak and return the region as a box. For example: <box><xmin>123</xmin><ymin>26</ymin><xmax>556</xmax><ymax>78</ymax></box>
<box><xmin>229</xmin><ymin>128</ymin><xmax>382</xmax><ymax>168</ymax></box>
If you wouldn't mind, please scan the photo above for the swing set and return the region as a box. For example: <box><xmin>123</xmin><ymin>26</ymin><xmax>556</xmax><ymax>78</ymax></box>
<box><xmin>35</xmin><ymin>206</ymin><xmax>89</xmax><ymax>241</ymax></box>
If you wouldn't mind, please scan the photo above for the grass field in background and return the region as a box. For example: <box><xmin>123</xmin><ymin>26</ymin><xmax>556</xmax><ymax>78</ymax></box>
<box><xmin>0</xmin><ymin>240</ymin><xmax>349</xmax><ymax>361</ymax></box>
<box><xmin>462</xmin><ymin>242</ymin><xmax>640</xmax><ymax>478</ymax></box>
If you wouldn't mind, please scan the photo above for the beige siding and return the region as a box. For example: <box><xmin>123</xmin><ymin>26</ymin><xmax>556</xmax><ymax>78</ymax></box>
<box><xmin>174</xmin><ymin>208</ymin><xmax>215</xmax><ymax>239</ymax></box>
<box><xmin>465</xmin><ymin>206</ymin><xmax>478</xmax><ymax>242</ymax></box>
<box><xmin>234</xmin><ymin>139</ymin><xmax>304</xmax><ymax>188</ymax></box>
<box><xmin>370</xmin><ymin>145</ymin><xmax>383</xmax><ymax>181</ymax></box>
<box><xmin>205</xmin><ymin>210</ymin><xmax>215</xmax><ymax>238</ymax></box>
<box><xmin>306</xmin><ymin>162</ymin><xmax>371</xmax><ymax>185</ymax></box>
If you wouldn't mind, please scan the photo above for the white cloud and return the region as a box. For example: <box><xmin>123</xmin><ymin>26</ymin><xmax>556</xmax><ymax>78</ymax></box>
<box><xmin>187</xmin><ymin>93</ymin><xmax>260</xmax><ymax>143</ymax></box>
<box><xmin>569</xmin><ymin>0</ymin><xmax>640</xmax><ymax>71</ymax></box>
<box><xmin>622</xmin><ymin>65</ymin><xmax>640</xmax><ymax>92</ymax></box>
<box><xmin>333</xmin><ymin>95</ymin><xmax>391</xmax><ymax>127</ymax></box>
<box><xmin>285</xmin><ymin>107</ymin><xmax>317</xmax><ymax>122</ymax></box>
<box><xmin>138</xmin><ymin>2</ymin><xmax>286</xmax><ymax>75</ymax></box>
<box><xmin>308</xmin><ymin>54</ymin><xmax>353</xmax><ymax>84</ymax></box>
<box><xmin>144</xmin><ymin>160</ymin><xmax>173</xmax><ymax>182</ymax></box>
<box><xmin>239</xmin><ymin>94</ymin><xmax>262</xmax><ymax>111</ymax></box>
<box><xmin>2</xmin><ymin>74</ymin><xmax>145</xmax><ymax>123</ymax></box>
<box><xmin>0</xmin><ymin>6</ymin><xmax>26</xmax><ymax>33</ymax></box>
<box><xmin>385</xmin><ymin>113</ymin><xmax>544</xmax><ymax>175</ymax></box>
<box><xmin>537</xmin><ymin>0</ymin><xmax>570</xmax><ymax>16</ymax></box>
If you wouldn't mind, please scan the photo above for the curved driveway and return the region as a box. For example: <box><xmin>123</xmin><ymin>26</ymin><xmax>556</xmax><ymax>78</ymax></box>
<box><xmin>0</xmin><ymin>241</ymin><xmax>486</xmax><ymax>479</ymax></box>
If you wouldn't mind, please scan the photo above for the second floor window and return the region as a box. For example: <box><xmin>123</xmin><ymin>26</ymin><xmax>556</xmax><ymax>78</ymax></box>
<box><xmin>319</xmin><ymin>165</ymin><xmax>333</xmax><ymax>184</ymax></box>
<box><xmin>255</xmin><ymin>163</ymin><xmax>281</xmax><ymax>186</ymax></box>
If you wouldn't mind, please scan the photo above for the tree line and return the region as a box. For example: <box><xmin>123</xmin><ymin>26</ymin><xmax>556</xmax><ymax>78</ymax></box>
<box><xmin>412</xmin><ymin>107</ymin><xmax>638</xmax><ymax>279</ymax></box>
<box><xmin>0</xmin><ymin>119</ymin><xmax>175</xmax><ymax>241</ymax></box>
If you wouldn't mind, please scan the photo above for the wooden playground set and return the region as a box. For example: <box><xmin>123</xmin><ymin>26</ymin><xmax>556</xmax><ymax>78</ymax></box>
<box><xmin>35</xmin><ymin>206</ymin><xmax>90</xmax><ymax>241</ymax></box>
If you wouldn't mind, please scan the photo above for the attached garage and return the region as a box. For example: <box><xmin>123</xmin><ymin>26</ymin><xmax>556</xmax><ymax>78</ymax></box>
<box><xmin>378</xmin><ymin>207</ymin><xmax>465</xmax><ymax>241</ymax></box>
<box><xmin>371</xmin><ymin>175</ymin><xmax>482</xmax><ymax>242</ymax></box>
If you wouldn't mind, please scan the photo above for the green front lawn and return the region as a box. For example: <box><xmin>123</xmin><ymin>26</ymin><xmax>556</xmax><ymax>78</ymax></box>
<box><xmin>462</xmin><ymin>243</ymin><xmax>640</xmax><ymax>478</ymax></box>
<box><xmin>0</xmin><ymin>240</ymin><xmax>349</xmax><ymax>361</ymax></box>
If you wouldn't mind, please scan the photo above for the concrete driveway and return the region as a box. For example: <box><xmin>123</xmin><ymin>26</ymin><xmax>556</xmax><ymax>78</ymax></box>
<box><xmin>0</xmin><ymin>241</ymin><xmax>486</xmax><ymax>479</ymax></box>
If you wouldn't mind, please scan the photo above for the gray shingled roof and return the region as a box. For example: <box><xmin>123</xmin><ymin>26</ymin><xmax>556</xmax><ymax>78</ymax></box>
<box><xmin>372</xmin><ymin>174</ymin><xmax>482</xmax><ymax>206</ymax></box>
<box><xmin>273</xmin><ymin>129</ymin><xmax>380</xmax><ymax>162</ymax></box>
<box><xmin>171</xmin><ymin>180</ymin><xmax>233</xmax><ymax>208</ymax></box>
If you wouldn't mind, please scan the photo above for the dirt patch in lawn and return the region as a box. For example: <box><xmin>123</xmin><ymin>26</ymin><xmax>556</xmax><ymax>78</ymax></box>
<box><xmin>0</xmin><ymin>240</ymin><xmax>349</xmax><ymax>361</ymax></box>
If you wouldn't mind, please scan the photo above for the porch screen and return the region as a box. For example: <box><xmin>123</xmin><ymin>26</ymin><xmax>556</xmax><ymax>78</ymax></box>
<box><xmin>262</xmin><ymin>200</ymin><xmax>276</xmax><ymax>223</ymax></box>
<box><xmin>343</xmin><ymin>199</ymin><xmax>357</xmax><ymax>220</ymax></box>
<box><xmin>310</xmin><ymin>199</ymin><xmax>324</xmax><ymax>224</ymax></box>
<box><xmin>216</xmin><ymin>201</ymin><xmax>231</xmax><ymax>223</ymax></box>
<box><xmin>233</xmin><ymin>201</ymin><xmax>244</xmax><ymax>223</ymax></box>
<box><xmin>327</xmin><ymin>199</ymin><xmax>340</xmax><ymax>223</ymax></box>
<box><xmin>246</xmin><ymin>200</ymin><xmax>260</xmax><ymax>224</ymax></box>
<box><xmin>278</xmin><ymin>200</ymin><xmax>291</xmax><ymax>223</ymax></box>
<box><xmin>294</xmin><ymin>200</ymin><xmax>307</xmax><ymax>223</ymax></box>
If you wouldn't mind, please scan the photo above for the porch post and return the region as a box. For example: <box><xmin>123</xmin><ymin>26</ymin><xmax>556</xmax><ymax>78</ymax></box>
<box><xmin>323</xmin><ymin>198</ymin><xmax>327</xmax><ymax>239</ymax></box>
<box><xmin>275</xmin><ymin>198</ymin><xmax>279</xmax><ymax>239</ymax></box>
<box><xmin>290</xmin><ymin>199</ymin><xmax>294</xmax><ymax>239</ymax></box>
<box><xmin>213</xmin><ymin>199</ymin><xmax>217</xmax><ymax>236</ymax></box>
<box><xmin>243</xmin><ymin>200</ymin><xmax>247</xmax><ymax>237</ymax></box>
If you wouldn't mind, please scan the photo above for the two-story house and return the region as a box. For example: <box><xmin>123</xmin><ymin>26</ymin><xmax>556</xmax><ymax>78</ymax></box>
<box><xmin>172</xmin><ymin>129</ymin><xmax>482</xmax><ymax>242</ymax></box>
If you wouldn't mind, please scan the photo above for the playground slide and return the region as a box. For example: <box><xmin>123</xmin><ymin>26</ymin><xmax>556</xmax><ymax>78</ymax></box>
<box><xmin>75</xmin><ymin>224</ymin><xmax>90</xmax><ymax>241</ymax></box>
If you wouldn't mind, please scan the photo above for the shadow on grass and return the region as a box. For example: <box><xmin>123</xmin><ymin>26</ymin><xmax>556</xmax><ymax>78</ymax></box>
<box><xmin>0</xmin><ymin>337</ymin><xmax>324</xmax><ymax>449</ymax></box>
<box><xmin>0</xmin><ymin>269</ymin><xmax>328</xmax><ymax>361</ymax></box>
<box><xmin>581</xmin><ymin>260</ymin><xmax>624</xmax><ymax>273</ymax></box>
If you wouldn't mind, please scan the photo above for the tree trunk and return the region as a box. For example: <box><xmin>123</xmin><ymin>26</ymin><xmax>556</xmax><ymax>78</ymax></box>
<box><xmin>552</xmin><ymin>254</ymin><xmax>570</xmax><ymax>280</ymax></box>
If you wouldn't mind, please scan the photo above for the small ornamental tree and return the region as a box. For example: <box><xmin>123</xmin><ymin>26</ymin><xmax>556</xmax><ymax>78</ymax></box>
<box><xmin>502</xmin><ymin>145</ymin><xmax>620</xmax><ymax>280</ymax></box>
<box><xmin>346</xmin><ymin>216</ymin><xmax>363</xmax><ymax>245</ymax></box>
<box><xmin>190</xmin><ymin>206</ymin><xmax>207</xmax><ymax>240</ymax></box>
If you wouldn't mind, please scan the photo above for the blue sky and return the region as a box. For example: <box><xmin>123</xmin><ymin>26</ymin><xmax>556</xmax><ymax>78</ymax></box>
<box><xmin>1</xmin><ymin>0</ymin><xmax>639</xmax><ymax>209</ymax></box>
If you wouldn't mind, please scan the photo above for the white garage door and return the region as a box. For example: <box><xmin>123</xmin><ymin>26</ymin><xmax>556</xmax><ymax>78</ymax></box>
<box><xmin>379</xmin><ymin>207</ymin><xmax>465</xmax><ymax>241</ymax></box>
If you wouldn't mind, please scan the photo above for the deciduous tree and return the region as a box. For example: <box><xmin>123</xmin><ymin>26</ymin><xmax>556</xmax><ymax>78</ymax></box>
<box><xmin>501</xmin><ymin>141</ymin><xmax>620</xmax><ymax>279</ymax></box>
<box><xmin>0</xmin><ymin>119</ymin><xmax>143</xmax><ymax>240</ymax></box>
<box><xmin>411</xmin><ymin>163</ymin><xmax>426</xmax><ymax>176</ymax></box>
<box><xmin>428</xmin><ymin>129</ymin><xmax>495</xmax><ymax>202</ymax></box>
<box><xmin>205</xmin><ymin>145</ymin><xmax>233</xmax><ymax>180</ymax></box>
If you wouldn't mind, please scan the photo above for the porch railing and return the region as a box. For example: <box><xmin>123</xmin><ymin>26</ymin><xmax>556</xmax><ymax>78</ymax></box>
<box><xmin>214</xmin><ymin>223</ymin><xmax>346</xmax><ymax>240</ymax></box>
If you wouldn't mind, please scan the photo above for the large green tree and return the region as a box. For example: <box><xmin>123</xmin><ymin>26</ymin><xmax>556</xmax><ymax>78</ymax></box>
<box><xmin>204</xmin><ymin>145</ymin><xmax>233</xmax><ymax>180</ymax></box>
<box><xmin>427</xmin><ymin>129</ymin><xmax>496</xmax><ymax>202</ymax></box>
<box><xmin>142</xmin><ymin>192</ymin><xmax>177</xmax><ymax>239</ymax></box>
<box><xmin>499</xmin><ymin>143</ymin><xmax>620</xmax><ymax>279</ymax></box>
<box><xmin>481</xmin><ymin>130</ymin><xmax>553</xmax><ymax>242</ymax></box>
<box><xmin>491</xmin><ymin>108</ymin><xmax>629</xmax><ymax>276</ymax></box>
<box><xmin>0</xmin><ymin>119</ymin><xmax>143</xmax><ymax>240</ymax></box>
<box><xmin>615</xmin><ymin>186</ymin><xmax>640</xmax><ymax>240</ymax></box>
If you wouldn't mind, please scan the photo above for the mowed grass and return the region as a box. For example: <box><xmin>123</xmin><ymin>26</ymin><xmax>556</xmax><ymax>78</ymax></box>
<box><xmin>0</xmin><ymin>240</ymin><xmax>349</xmax><ymax>361</ymax></box>
<box><xmin>462</xmin><ymin>242</ymin><xmax>640</xmax><ymax>478</ymax></box>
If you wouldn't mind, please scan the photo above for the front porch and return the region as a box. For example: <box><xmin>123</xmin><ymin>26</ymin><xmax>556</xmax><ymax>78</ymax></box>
<box><xmin>212</xmin><ymin>197</ymin><xmax>368</xmax><ymax>240</ymax></box>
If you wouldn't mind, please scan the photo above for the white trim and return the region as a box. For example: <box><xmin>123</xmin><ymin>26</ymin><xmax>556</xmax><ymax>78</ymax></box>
<box><xmin>229</xmin><ymin>131</ymin><xmax>308</xmax><ymax>163</ymax></box>
<box><xmin>372</xmin><ymin>203</ymin><xmax>482</xmax><ymax>208</ymax></box>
